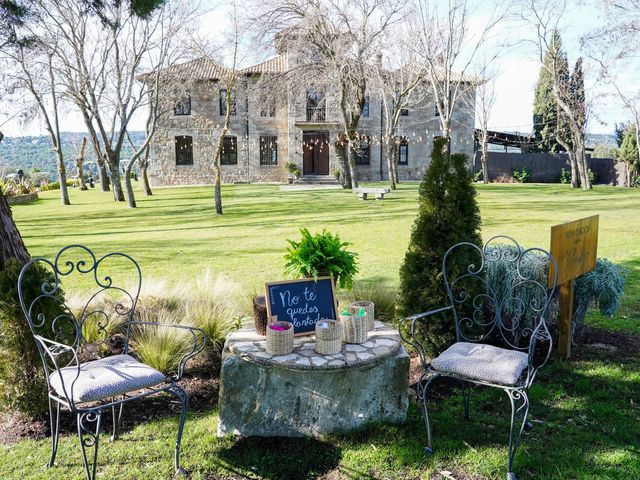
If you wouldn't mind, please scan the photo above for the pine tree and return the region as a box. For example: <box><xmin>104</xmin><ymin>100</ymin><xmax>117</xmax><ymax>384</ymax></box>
<box><xmin>619</xmin><ymin>127</ymin><xmax>639</xmax><ymax>186</ymax></box>
<box><xmin>397</xmin><ymin>137</ymin><xmax>482</xmax><ymax>356</ymax></box>
<box><xmin>533</xmin><ymin>31</ymin><xmax>566</xmax><ymax>153</ymax></box>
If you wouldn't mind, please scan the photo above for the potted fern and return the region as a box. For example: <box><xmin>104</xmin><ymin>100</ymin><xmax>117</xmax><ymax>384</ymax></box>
<box><xmin>284</xmin><ymin>228</ymin><xmax>358</xmax><ymax>289</ymax></box>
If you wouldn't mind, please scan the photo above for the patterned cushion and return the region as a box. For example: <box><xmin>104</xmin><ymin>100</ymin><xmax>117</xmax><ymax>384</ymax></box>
<box><xmin>431</xmin><ymin>342</ymin><xmax>528</xmax><ymax>386</ymax></box>
<box><xmin>49</xmin><ymin>354</ymin><xmax>167</xmax><ymax>403</ymax></box>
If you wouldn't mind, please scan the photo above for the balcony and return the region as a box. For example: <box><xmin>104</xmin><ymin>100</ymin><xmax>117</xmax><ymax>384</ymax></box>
<box><xmin>306</xmin><ymin>106</ymin><xmax>326</xmax><ymax>122</ymax></box>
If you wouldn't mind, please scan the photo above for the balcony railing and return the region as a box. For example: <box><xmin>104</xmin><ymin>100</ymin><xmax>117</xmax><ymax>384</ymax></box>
<box><xmin>306</xmin><ymin>106</ymin><xmax>326</xmax><ymax>122</ymax></box>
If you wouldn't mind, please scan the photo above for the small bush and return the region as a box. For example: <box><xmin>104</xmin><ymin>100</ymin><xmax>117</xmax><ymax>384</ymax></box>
<box><xmin>559</xmin><ymin>168</ymin><xmax>571</xmax><ymax>184</ymax></box>
<box><xmin>130</xmin><ymin>313</ymin><xmax>195</xmax><ymax>374</ymax></box>
<box><xmin>0</xmin><ymin>260</ymin><xmax>67</xmax><ymax>418</ymax></box>
<box><xmin>338</xmin><ymin>281</ymin><xmax>397</xmax><ymax>323</ymax></box>
<box><xmin>2</xmin><ymin>179</ymin><xmax>36</xmax><ymax>197</ymax></box>
<box><xmin>512</xmin><ymin>167</ymin><xmax>532</xmax><ymax>183</ymax></box>
<box><xmin>588</xmin><ymin>168</ymin><xmax>596</xmax><ymax>184</ymax></box>
<box><xmin>39</xmin><ymin>182</ymin><xmax>60</xmax><ymax>191</ymax></box>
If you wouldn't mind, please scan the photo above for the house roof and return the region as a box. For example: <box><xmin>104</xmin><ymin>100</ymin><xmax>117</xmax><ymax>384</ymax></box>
<box><xmin>240</xmin><ymin>54</ymin><xmax>288</xmax><ymax>74</ymax></box>
<box><xmin>138</xmin><ymin>56</ymin><xmax>230</xmax><ymax>82</ymax></box>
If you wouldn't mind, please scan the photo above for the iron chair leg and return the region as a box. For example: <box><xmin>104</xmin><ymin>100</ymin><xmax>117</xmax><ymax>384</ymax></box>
<box><xmin>110</xmin><ymin>399</ymin><xmax>125</xmax><ymax>441</ymax></box>
<box><xmin>505</xmin><ymin>389</ymin><xmax>530</xmax><ymax>480</ymax></box>
<box><xmin>170</xmin><ymin>385</ymin><xmax>189</xmax><ymax>475</ymax></box>
<box><xmin>462</xmin><ymin>384</ymin><xmax>471</xmax><ymax>420</ymax></box>
<box><xmin>418</xmin><ymin>375</ymin><xmax>439</xmax><ymax>455</ymax></box>
<box><xmin>77</xmin><ymin>410</ymin><xmax>103</xmax><ymax>480</ymax></box>
<box><xmin>47</xmin><ymin>398</ymin><xmax>61</xmax><ymax>467</ymax></box>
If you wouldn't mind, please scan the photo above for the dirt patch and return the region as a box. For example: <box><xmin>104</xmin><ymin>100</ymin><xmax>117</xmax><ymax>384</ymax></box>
<box><xmin>573</xmin><ymin>326</ymin><xmax>640</xmax><ymax>361</ymax></box>
<box><xmin>0</xmin><ymin>361</ymin><xmax>219</xmax><ymax>446</ymax></box>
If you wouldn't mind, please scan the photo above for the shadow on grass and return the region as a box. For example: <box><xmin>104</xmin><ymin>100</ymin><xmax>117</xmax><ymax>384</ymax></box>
<box><xmin>216</xmin><ymin>436</ymin><xmax>342</xmax><ymax>480</ymax></box>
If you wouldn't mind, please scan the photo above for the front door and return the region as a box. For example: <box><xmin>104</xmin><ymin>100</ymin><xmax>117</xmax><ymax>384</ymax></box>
<box><xmin>302</xmin><ymin>131</ymin><xmax>329</xmax><ymax>175</ymax></box>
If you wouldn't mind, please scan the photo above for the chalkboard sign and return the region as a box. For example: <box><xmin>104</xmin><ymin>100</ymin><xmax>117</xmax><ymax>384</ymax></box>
<box><xmin>265</xmin><ymin>277</ymin><xmax>338</xmax><ymax>335</ymax></box>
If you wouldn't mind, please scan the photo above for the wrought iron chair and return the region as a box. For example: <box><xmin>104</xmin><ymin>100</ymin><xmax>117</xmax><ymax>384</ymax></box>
<box><xmin>17</xmin><ymin>245</ymin><xmax>206</xmax><ymax>480</ymax></box>
<box><xmin>399</xmin><ymin>236</ymin><xmax>558</xmax><ymax>480</ymax></box>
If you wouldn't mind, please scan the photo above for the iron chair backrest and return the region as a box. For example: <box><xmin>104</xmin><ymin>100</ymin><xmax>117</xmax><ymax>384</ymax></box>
<box><xmin>17</xmin><ymin>245</ymin><xmax>142</xmax><ymax>409</ymax></box>
<box><xmin>442</xmin><ymin>236</ymin><xmax>558</xmax><ymax>386</ymax></box>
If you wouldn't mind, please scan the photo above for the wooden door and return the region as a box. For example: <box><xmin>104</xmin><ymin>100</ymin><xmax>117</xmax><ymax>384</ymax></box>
<box><xmin>302</xmin><ymin>132</ymin><xmax>329</xmax><ymax>175</ymax></box>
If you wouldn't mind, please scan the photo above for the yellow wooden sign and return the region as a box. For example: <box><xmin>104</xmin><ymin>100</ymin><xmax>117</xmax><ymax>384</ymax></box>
<box><xmin>549</xmin><ymin>214</ymin><xmax>599</xmax><ymax>359</ymax></box>
<box><xmin>549</xmin><ymin>215</ymin><xmax>599</xmax><ymax>288</ymax></box>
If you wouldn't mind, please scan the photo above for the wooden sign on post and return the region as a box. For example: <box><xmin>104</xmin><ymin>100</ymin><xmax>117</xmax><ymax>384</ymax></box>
<box><xmin>549</xmin><ymin>215</ymin><xmax>599</xmax><ymax>359</ymax></box>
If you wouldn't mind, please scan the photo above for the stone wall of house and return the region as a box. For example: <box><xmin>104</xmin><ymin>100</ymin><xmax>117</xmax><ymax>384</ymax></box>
<box><xmin>149</xmin><ymin>76</ymin><xmax>476</xmax><ymax>186</ymax></box>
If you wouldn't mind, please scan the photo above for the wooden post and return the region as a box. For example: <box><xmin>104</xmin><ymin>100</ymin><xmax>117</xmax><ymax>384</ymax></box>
<box><xmin>558</xmin><ymin>279</ymin><xmax>575</xmax><ymax>359</ymax></box>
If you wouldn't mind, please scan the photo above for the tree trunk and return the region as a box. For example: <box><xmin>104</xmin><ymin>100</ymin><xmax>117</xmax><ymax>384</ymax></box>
<box><xmin>481</xmin><ymin>132</ymin><xmax>489</xmax><ymax>184</ymax></box>
<box><xmin>106</xmin><ymin>153</ymin><xmax>125</xmax><ymax>202</ymax></box>
<box><xmin>345</xmin><ymin>134</ymin><xmax>359</xmax><ymax>189</ymax></box>
<box><xmin>76</xmin><ymin>137</ymin><xmax>88</xmax><ymax>191</ymax></box>
<box><xmin>334</xmin><ymin>140</ymin><xmax>352</xmax><ymax>189</ymax></box>
<box><xmin>98</xmin><ymin>159</ymin><xmax>110</xmax><ymax>191</ymax></box>
<box><xmin>56</xmin><ymin>150</ymin><xmax>70</xmax><ymax>205</ymax></box>
<box><xmin>386</xmin><ymin>142</ymin><xmax>396</xmax><ymax>190</ymax></box>
<box><xmin>573</xmin><ymin>130</ymin><xmax>591</xmax><ymax>190</ymax></box>
<box><xmin>124</xmin><ymin>163</ymin><xmax>136</xmax><ymax>208</ymax></box>
<box><xmin>141</xmin><ymin>162</ymin><xmax>152</xmax><ymax>196</ymax></box>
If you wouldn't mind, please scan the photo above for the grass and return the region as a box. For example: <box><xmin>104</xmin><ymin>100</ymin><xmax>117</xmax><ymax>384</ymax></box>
<box><xmin>2</xmin><ymin>182</ymin><xmax>639</xmax><ymax>479</ymax></box>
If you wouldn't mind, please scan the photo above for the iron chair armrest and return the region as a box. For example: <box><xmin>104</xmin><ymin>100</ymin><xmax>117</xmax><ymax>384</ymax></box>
<box><xmin>127</xmin><ymin>321</ymin><xmax>207</xmax><ymax>381</ymax></box>
<box><xmin>398</xmin><ymin>305</ymin><xmax>454</xmax><ymax>369</ymax></box>
<box><xmin>35</xmin><ymin>335</ymin><xmax>82</xmax><ymax>409</ymax></box>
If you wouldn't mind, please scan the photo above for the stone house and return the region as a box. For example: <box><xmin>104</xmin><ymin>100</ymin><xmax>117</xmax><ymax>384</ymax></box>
<box><xmin>147</xmin><ymin>46</ymin><xmax>476</xmax><ymax>186</ymax></box>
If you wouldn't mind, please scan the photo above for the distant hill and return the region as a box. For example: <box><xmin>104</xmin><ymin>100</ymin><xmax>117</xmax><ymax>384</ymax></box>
<box><xmin>0</xmin><ymin>131</ymin><xmax>146</xmax><ymax>180</ymax></box>
<box><xmin>586</xmin><ymin>133</ymin><xmax>618</xmax><ymax>148</ymax></box>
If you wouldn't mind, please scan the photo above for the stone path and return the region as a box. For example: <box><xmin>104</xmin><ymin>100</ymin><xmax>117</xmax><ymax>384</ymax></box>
<box><xmin>225</xmin><ymin>321</ymin><xmax>401</xmax><ymax>371</ymax></box>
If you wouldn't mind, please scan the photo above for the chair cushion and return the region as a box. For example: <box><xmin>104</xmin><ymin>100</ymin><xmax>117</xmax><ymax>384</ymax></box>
<box><xmin>49</xmin><ymin>354</ymin><xmax>167</xmax><ymax>403</ymax></box>
<box><xmin>431</xmin><ymin>342</ymin><xmax>528</xmax><ymax>386</ymax></box>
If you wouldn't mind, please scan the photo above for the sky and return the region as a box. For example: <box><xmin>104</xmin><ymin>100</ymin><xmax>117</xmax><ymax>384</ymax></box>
<box><xmin>0</xmin><ymin>1</ymin><xmax>630</xmax><ymax>138</ymax></box>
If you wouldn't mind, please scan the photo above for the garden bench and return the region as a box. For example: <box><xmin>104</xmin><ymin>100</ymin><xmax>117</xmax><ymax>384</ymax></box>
<box><xmin>399</xmin><ymin>236</ymin><xmax>558</xmax><ymax>480</ymax></box>
<box><xmin>18</xmin><ymin>245</ymin><xmax>206</xmax><ymax>480</ymax></box>
<box><xmin>354</xmin><ymin>187</ymin><xmax>390</xmax><ymax>200</ymax></box>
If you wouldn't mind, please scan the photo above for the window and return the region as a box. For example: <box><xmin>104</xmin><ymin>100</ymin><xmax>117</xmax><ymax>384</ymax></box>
<box><xmin>353</xmin><ymin>137</ymin><xmax>370</xmax><ymax>165</ymax></box>
<box><xmin>306</xmin><ymin>86</ymin><xmax>326</xmax><ymax>121</ymax></box>
<box><xmin>361</xmin><ymin>96</ymin><xmax>369</xmax><ymax>117</ymax></box>
<box><xmin>400</xmin><ymin>108</ymin><xmax>409</xmax><ymax>116</ymax></box>
<box><xmin>174</xmin><ymin>94</ymin><xmax>191</xmax><ymax>115</ymax></box>
<box><xmin>175</xmin><ymin>136</ymin><xmax>193</xmax><ymax>165</ymax></box>
<box><xmin>260</xmin><ymin>136</ymin><xmax>278</xmax><ymax>165</ymax></box>
<box><xmin>219</xmin><ymin>89</ymin><xmax>237</xmax><ymax>116</ymax></box>
<box><xmin>220</xmin><ymin>136</ymin><xmax>237</xmax><ymax>165</ymax></box>
<box><xmin>398</xmin><ymin>138</ymin><xmax>408</xmax><ymax>165</ymax></box>
<box><xmin>261</xmin><ymin>98</ymin><xmax>276</xmax><ymax>117</ymax></box>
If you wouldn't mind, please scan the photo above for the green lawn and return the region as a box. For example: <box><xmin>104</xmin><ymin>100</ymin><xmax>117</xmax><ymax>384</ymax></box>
<box><xmin>2</xmin><ymin>183</ymin><xmax>640</xmax><ymax>479</ymax></box>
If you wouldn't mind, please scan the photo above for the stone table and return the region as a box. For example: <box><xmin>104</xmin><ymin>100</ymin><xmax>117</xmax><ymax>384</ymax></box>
<box><xmin>217</xmin><ymin>321</ymin><xmax>409</xmax><ymax>437</ymax></box>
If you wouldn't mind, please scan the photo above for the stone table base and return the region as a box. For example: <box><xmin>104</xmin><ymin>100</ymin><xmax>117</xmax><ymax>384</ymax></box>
<box><xmin>217</xmin><ymin>321</ymin><xmax>409</xmax><ymax>437</ymax></box>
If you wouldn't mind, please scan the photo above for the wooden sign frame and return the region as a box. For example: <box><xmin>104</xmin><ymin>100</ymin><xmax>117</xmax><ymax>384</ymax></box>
<box><xmin>264</xmin><ymin>277</ymin><xmax>339</xmax><ymax>336</ymax></box>
<box><xmin>549</xmin><ymin>214</ymin><xmax>599</xmax><ymax>359</ymax></box>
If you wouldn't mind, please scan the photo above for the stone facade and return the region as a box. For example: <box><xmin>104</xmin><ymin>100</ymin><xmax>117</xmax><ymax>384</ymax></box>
<box><xmin>149</xmin><ymin>55</ymin><xmax>475</xmax><ymax>187</ymax></box>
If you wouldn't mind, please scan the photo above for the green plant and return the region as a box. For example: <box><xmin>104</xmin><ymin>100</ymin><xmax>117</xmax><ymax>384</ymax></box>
<box><xmin>559</xmin><ymin>167</ymin><xmax>571</xmax><ymax>184</ymax></box>
<box><xmin>473</xmin><ymin>170</ymin><xmax>483</xmax><ymax>182</ymax></box>
<box><xmin>284</xmin><ymin>228</ymin><xmax>359</xmax><ymax>289</ymax></box>
<box><xmin>129</xmin><ymin>315</ymin><xmax>195</xmax><ymax>374</ymax></box>
<box><xmin>283</xmin><ymin>161</ymin><xmax>299</xmax><ymax>175</ymax></box>
<box><xmin>338</xmin><ymin>281</ymin><xmax>397</xmax><ymax>323</ymax></box>
<box><xmin>0</xmin><ymin>260</ymin><xmax>68</xmax><ymax>418</ymax></box>
<box><xmin>398</xmin><ymin>138</ymin><xmax>482</xmax><ymax>356</ymax></box>
<box><xmin>2</xmin><ymin>179</ymin><xmax>36</xmax><ymax>197</ymax></box>
<box><xmin>512</xmin><ymin>166</ymin><xmax>532</xmax><ymax>183</ymax></box>
<box><xmin>39</xmin><ymin>181</ymin><xmax>60</xmax><ymax>191</ymax></box>
<box><xmin>332</xmin><ymin>168</ymin><xmax>341</xmax><ymax>180</ymax></box>
<box><xmin>587</xmin><ymin>168</ymin><xmax>596</xmax><ymax>184</ymax></box>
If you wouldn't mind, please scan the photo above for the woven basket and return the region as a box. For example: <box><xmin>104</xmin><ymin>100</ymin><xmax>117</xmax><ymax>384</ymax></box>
<box><xmin>253</xmin><ymin>295</ymin><xmax>268</xmax><ymax>336</ymax></box>
<box><xmin>266</xmin><ymin>321</ymin><xmax>294</xmax><ymax>355</ymax></box>
<box><xmin>350</xmin><ymin>301</ymin><xmax>375</xmax><ymax>330</ymax></box>
<box><xmin>315</xmin><ymin>319</ymin><xmax>342</xmax><ymax>355</ymax></box>
<box><xmin>339</xmin><ymin>308</ymin><xmax>368</xmax><ymax>344</ymax></box>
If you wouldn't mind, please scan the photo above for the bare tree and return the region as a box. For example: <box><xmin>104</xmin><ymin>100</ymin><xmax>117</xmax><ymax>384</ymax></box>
<box><xmin>472</xmin><ymin>66</ymin><xmax>497</xmax><ymax>184</ymax></box>
<box><xmin>520</xmin><ymin>0</ymin><xmax>591</xmax><ymax>190</ymax></box>
<box><xmin>370</xmin><ymin>31</ymin><xmax>427</xmax><ymax>189</ymax></box>
<box><xmin>2</xmin><ymin>42</ymin><xmax>71</xmax><ymax>205</ymax></box>
<box><xmin>75</xmin><ymin>136</ymin><xmax>87</xmax><ymax>190</ymax></box>
<box><xmin>412</xmin><ymin>0</ymin><xmax>502</xmax><ymax>148</ymax></box>
<box><xmin>253</xmin><ymin>0</ymin><xmax>405</xmax><ymax>189</ymax></box>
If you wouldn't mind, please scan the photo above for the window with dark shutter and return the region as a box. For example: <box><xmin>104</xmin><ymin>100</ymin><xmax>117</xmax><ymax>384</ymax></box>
<box><xmin>400</xmin><ymin>108</ymin><xmax>409</xmax><ymax>116</ymax></box>
<box><xmin>398</xmin><ymin>138</ymin><xmax>408</xmax><ymax>165</ymax></box>
<box><xmin>353</xmin><ymin>137</ymin><xmax>370</xmax><ymax>165</ymax></box>
<box><xmin>260</xmin><ymin>136</ymin><xmax>278</xmax><ymax>165</ymax></box>
<box><xmin>361</xmin><ymin>96</ymin><xmax>369</xmax><ymax>117</ymax></box>
<box><xmin>220</xmin><ymin>136</ymin><xmax>238</xmax><ymax>165</ymax></box>
<box><xmin>261</xmin><ymin>98</ymin><xmax>276</xmax><ymax>117</ymax></box>
<box><xmin>175</xmin><ymin>136</ymin><xmax>193</xmax><ymax>165</ymax></box>
<box><xmin>174</xmin><ymin>94</ymin><xmax>191</xmax><ymax>115</ymax></box>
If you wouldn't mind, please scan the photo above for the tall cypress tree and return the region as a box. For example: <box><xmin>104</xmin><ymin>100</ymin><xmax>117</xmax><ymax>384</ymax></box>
<box><xmin>533</xmin><ymin>31</ymin><xmax>567</xmax><ymax>153</ymax></box>
<box><xmin>397</xmin><ymin>138</ymin><xmax>482</xmax><ymax>356</ymax></box>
